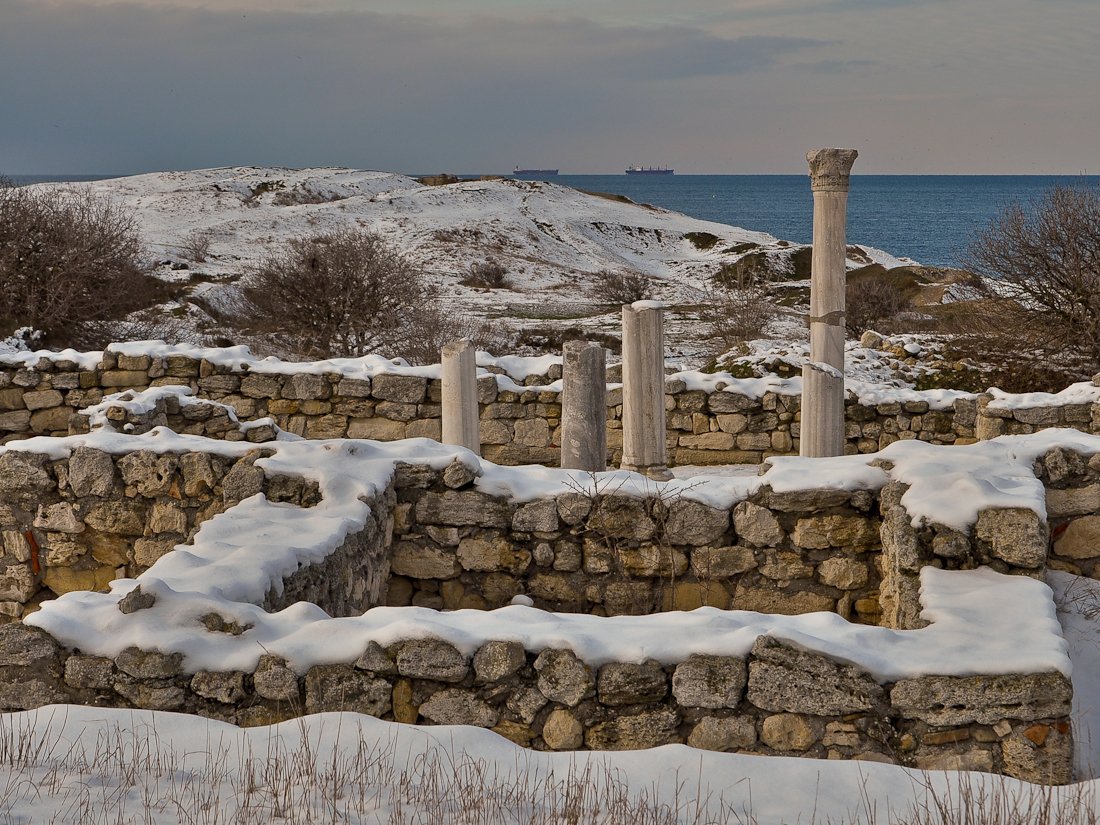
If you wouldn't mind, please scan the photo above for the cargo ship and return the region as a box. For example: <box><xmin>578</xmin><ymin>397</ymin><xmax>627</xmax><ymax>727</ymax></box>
<box><xmin>625</xmin><ymin>165</ymin><xmax>674</xmax><ymax>175</ymax></box>
<box><xmin>512</xmin><ymin>167</ymin><xmax>559</xmax><ymax>177</ymax></box>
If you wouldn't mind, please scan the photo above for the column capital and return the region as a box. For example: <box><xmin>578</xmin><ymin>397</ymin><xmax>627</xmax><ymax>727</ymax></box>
<box><xmin>806</xmin><ymin>148</ymin><xmax>858</xmax><ymax>192</ymax></box>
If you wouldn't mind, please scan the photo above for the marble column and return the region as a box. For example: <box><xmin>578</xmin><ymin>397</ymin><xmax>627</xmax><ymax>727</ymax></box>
<box><xmin>801</xmin><ymin>148</ymin><xmax>857</xmax><ymax>458</ymax></box>
<box><xmin>441</xmin><ymin>338</ymin><xmax>480</xmax><ymax>455</ymax></box>
<box><xmin>561</xmin><ymin>340</ymin><xmax>607</xmax><ymax>472</ymax></box>
<box><xmin>620</xmin><ymin>302</ymin><xmax>672</xmax><ymax>480</ymax></box>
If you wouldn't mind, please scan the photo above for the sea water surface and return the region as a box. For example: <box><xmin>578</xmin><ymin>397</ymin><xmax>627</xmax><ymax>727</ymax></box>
<box><xmin>11</xmin><ymin>173</ymin><xmax>1099</xmax><ymax>268</ymax></box>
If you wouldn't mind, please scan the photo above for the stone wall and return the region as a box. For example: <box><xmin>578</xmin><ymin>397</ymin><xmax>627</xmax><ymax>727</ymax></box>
<box><xmin>0</xmin><ymin>347</ymin><xmax>996</xmax><ymax>466</ymax></box>
<box><xmin>0</xmin><ymin>621</ymin><xmax>1073</xmax><ymax>784</ymax></box>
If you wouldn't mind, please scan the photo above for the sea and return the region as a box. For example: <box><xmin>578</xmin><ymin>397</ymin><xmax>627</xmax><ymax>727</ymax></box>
<box><xmin>11</xmin><ymin>173</ymin><xmax>1099</xmax><ymax>268</ymax></box>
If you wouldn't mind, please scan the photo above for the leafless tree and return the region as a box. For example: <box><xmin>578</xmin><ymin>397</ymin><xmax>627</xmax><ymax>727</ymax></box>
<box><xmin>845</xmin><ymin>277</ymin><xmax>912</xmax><ymax>336</ymax></box>
<box><xmin>240</xmin><ymin>228</ymin><xmax>438</xmax><ymax>360</ymax></box>
<box><xmin>967</xmin><ymin>185</ymin><xmax>1100</xmax><ymax>369</ymax></box>
<box><xmin>698</xmin><ymin>285</ymin><xmax>778</xmax><ymax>348</ymax></box>
<box><xmin>0</xmin><ymin>181</ymin><xmax>158</xmax><ymax>343</ymax></box>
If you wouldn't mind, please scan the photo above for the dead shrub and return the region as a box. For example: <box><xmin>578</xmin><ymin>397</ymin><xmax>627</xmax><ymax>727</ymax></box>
<box><xmin>698</xmin><ymin>286</ymin><xmax>779</xmax><ymax>347</ymax></box>
<box><xmin>590</xmin><ymin>269</ymin><xmax>655</xmax><ymax>304</ymax></box>
<box><xmin>845</xmin><ymin>277</ymin><xmax>913</xmax><ymax>336</ymax></box>
<box><xmin>180</xmin><ymin>229</ymin><xmax>214</xmax><ymax>263</ymax></box>
<box><xmin>462</xmin><ymin>260</ymin><xmax>512</xmax><ymax>289</ymax></box>
<box><xmin>239</xmin><ymin>228</ymin><xmax>437</xmax><ymax>360</ymax></box>
<box><xmin>0</xmin><ymin>181</ymin><xmax>163</xmax><ymax>345</ymax></box>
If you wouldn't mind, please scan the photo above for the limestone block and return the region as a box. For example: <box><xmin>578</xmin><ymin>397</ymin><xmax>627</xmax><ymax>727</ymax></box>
<box><xmin>597</xmin><ymin>660</ymin><xmax>668</xmax><ymax>706</ymax></box>
<box><xmin>43</xmin><ymin>564</ymin><xmax>115</xmax><ymax>595</ymax></box>
<box><xmin>1054</xmin><ymin>515</ymin><xmax>1100</xmax><ymax>559</ymax></box>
<box><xmin>347</xmin><ymin>417</ymin><xmax>406</xmax><ymax>440</ymax></box>
<box><xmin>0</xmin><ymin>451</ymin><xmax>53</xmax><ymax>501</ymax></box>
<box><xmin>512</xmin><ymin>499</ymin><xmax>560</xmax><ymax>533</ymax></box>
<box><xmin>478</xmin><ymin>419</ymin><xmax>513</xmax><ymax>445</ymax></box>
<box><xmin>690</xmin><ymin>545</ymin><xmax>757</xmax><ymax>579</ymax></box>
<box><xmin>514</xmin><ymin>418</ymin><xmax>551</xmax><ymax>447</ymax></box>
<box><xmin>0</xmin><ymin>410</ymin><xmax>31</xmax><ymax>432</ymax></box>
<box><xmin>100</xmin><ymin>370</ymin><xmax>149</xmax><ymax>388</ymax></box>
<box><xmin>678</xmin><ymin>432</ymin><xmax>736</xmax><ymax>450</ymax></box>
<box><xmin>112</xmin><ymin>679</ymin><xmax>186</xmax><ymax>711</ymax></box>
<box><xmin>253</xmin><ymin>655</ymin><xmax>300</xmax><ymax>701</ymax></box>
<box><xmin>23</xmin><ymin>389</ymin><xmax>63</xmax><ymax>411</ymax></box>
<box><xmin>688</xmin><ymin>716</ymin><xmax>757</xmax><ymax>752</ymax></box>
<box><xmin>663</xmin><ymin>581</ymin><xmax>731</xmax><ymax>611</ymax></box>
<box><xmin>542</xmin><ymin>709</ymin><xmax>584</xmax><ymax>749</ymax></box>
<box><xmin>763</xmin><ymin>487</ymin><xmax>852</xmax><ymax>512</ymax></box>
<box><xmin>191</xmin><ymin>671</ymin><xmax>247</xmax><ymax>704</ymax></box>
<box><xmin>118</xmin><ymin>451</ymin><xmax>179</xmax><ymax>497</ymax></box>
<box><xmin>304</xmin><ymin>664</ymin><xmax>390</xmax><ymax>716</ymax></box>
<box><xmin>506</xmin><ymin>686</ymin><xmax>548</xmax><ymax>725</ymax></box>
<box><xmin>672</xmin><ymin>655</ymin><xmax>747</xmax><ymax>709</ymax></box>
<box><xmin>240</xmin><ymin>374</ymin><xmax>282</xmax><ymax>398</ymax></box>
<box><xmin>395</xmin><ymin>639</ymin><xmax>468</xmax><ymax>683</ymax></box>
<box><xmin>390</xmin><ymin>541</ymin><xmax>461</xmax><ymax>579</ymax></box>
<box><xmin>420</xmin><ymin>689</ymin><xmax>498</xmax><ymax>727</ymax></box>
<box><xmin>748</xmin><ymin>636</ymin><xmax>884</xmax><ymax>715</ymax></box>
<box><xmin>405</xmin><ymin>419</ymin><xmax>442</xmax><ymax>440</ymax></box>
<box><xmin>555</xmin><ymin>493</ymin><xmax>592</xmax><ymax>525</ymax></box>
<box><xmin>64</xmin><ymin>655</ymin><xmax>115</xmax><ymax>690</ymax></box>
<box><xmin>1001</xmin><ymin>722</ymin><xmax>1073</xmax><ymax>785</ymax></box>
<box><xmin>84</xmin><ymin>500</ymin><xmax>145</xmax><ymax>535</ymax></box>
<box><xmin>305</xmin><ymin>415</ymin><xmax>348</xmax><ymax>439</ymax></box>
<box><xmin>414</xmin><ymin>491</ymin><xmax>512</xmax><ymax>528</ymax></box>
<box><xmin>115</xmin><ymin>647</ymin><xmax>184</xmax><ymax>679</ymax></box>
<box><xmin>716</xmin><ymin>414</ymin><xmax>748</xmax><ymax>434</ymax></box>
<box><xmin>761</xmin><ymin>713</ymin><xmax>820</xmax><ymax>751</ymax></box>
<box><xmin>588</xmin><ymin>495</ymin><xmax>655</xmax><ymax>540</ymax></box>
<box><xmin>371</xmin><ymin>374</ymin><xmax>427</xmax><ymax>403</ymax></box>
<box><xmin>1</xmin><ymin>563</ymin><xmax>38</xmax><ymax>603</ymax></box>
<box><xmin>733</xmin><ymin>501</ymin><xmax>784</xmax><ymax>547</ymax></box>
<box><xmin>149</xmin><ymin>502</ymin><xmax>187</xmax><ymax>535</ymax></box>
<box><xmin>281</xmin><ymin>373</ymin><xmax>329</xmax><ymax>400</ymax></box>
<box><xmin>602</xmin><ymin>581</ymin><xmax>655</xmax><ymax>615</ymax></box>
<box><xmin>618</xmin><ymin>545</ymin><xmax>688</xmax><ymax>577</ymax></box>
<box><xmin>68</xmin><ymin>447</ymin><xmax>116</xmax><ymax>497</ymax></box>
<box><xmin>534</xmin><ymin>648</ymin><xmax>593</xmax><ymax>707</ymax></box>
<box><xmin>708</xmin><ymin>392</ymin><xmax>756</xmax><ymax>413</ymax></box>
<box><xmin>198</xmin><ymin>374</ymin><xmax>241</xmax><ymax>394</ymax></box>
<box><xmin>335</xmin><ymin>377</ymin><xmax>372</xmax><ymax>398</ymax></box>
<box><xmin>375</xmin><ymin>401</ymin><xmax>418</xmax><ymax>422</ymax></box>
<box><xmin>34</xmin><ymin>502</ymin><xmax>84</xmax><ymax>534</ymax></box>
<box><xmin>759</xmin><ymin>551</ymin><xmax>813</xmax><ymax>581</ymax></box>
<box><xmin>818</xmin><ymin>557</ymin><xmax>870</xmax><ymax>589</ymax></box>
<box><xmin>733</xmin><ymin>583</ymin><xmax>835</xmax><ymax>615</ymax></box>
<box><xmin>914</xmin><ymin>750</ymin><xmax>993</xmax><ymax>772</ymax></box>
<box><xmin>457</xmin><ymin>537</ymin><xmax>530</xmax><ymax>574</ymax></box>
<box><xmin>1046</xmin><ymin>484</ymin><xmax>1100</xmax><ymax>518</ymax></box>
<box><xmin>890</xmin><ymin>672</ymin><xmax>1072</xmax><ymax>726</ymax></box>
<box><xmin>585</xmin><ymin>708</ymin><xmax>680</xmax><ymax>750</ymax></box>
<box><xmin>0</xmin><ymin>388</ymin><xmax>25</xmax><ymax>410</ymax></box>
<box><xmin>975</xmin><ymin>508</ymin><xmax>1048</xmax><ymax>568</ymax></box>
<box><xmin>792</xmin><ymin>515</ymin><xmax>880</xmax><ymax>549</ymax></box>
<box><xmin>222</xmin><ymin>456</ymin><xmax>265</xmax><ymax>503</ymax></box>
<box><xmin>134</xmin><ymin>536</ymin><xmax>181</xmax><ymax>567</ymax></box>
<box><xmin>473</xmin><ymin>640</ymin><xmax>526</xmax><ymax>682</ymax></box>
<box><xmin>663</xmin><ymin>499</ymin><xmax>730</xmax><ymax>545</ymax></box>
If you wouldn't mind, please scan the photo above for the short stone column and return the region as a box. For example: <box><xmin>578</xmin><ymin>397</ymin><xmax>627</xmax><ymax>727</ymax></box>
<box><xmin>561</xmin><ymin>341</ymin><xmax>607</xmax><ymax>472</ymax></box>
<box><xmin>441</xmin><ymin>339</ymin><xmax>480</xmax><ymax>455</ymax></box>
<box><xmin>801</xmin><ymin>148</ymin><xmax>858</xmax><ymax>458</ymax></box>
<box><xmin>620</xmin><ymin>302</ymin><xmax>672</xmax><ymax>480</ymax></box>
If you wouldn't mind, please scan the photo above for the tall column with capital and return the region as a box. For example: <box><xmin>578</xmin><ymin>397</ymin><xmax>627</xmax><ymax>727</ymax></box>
<box><xmin>801</xmin><ymin>148</ymin><xmax>857</xmax><ymax>458</ymax></box>
<box><xmin>620</xmin><ymin>302</ymin><xmax>672</xmax><ymax>480</ymax></box>
<box><xmin>441</xmin><ymin>338</ymin><xmax>480</xmax><ymax>455</ymax></box>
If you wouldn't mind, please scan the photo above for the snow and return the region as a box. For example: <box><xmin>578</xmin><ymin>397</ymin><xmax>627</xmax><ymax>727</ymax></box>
<box><xmin>987</xmin><ymin>381</ymin><xmax>1100</xmax><ymax>411</ymax></box>
<box><xmin>1049</xmin><ymin>571</ymin><xmax>1100</xmax><ymax>779</ymax></box>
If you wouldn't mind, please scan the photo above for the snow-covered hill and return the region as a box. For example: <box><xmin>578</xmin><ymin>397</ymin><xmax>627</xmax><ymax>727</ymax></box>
<box><xmin>31</xmin><ymin>167</ymin><xmax>915</xmax><ymax>360</ymax></box>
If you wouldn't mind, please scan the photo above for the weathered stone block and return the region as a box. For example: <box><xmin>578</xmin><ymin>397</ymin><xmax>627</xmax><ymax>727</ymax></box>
<box><xmin>672</xmin><ymin>654</ymin><xmax>747</xmax><ymax>709</ymax></box>
<box><xmin>395</xmin><ymin>638</ymin><xmax>468</xmax><ymax>683</ymax></box>
<box><xmin>304</xmin><ymin>664</ymin><xmax>390</xmax><ymax>716</ymax></box>
<box><xmin>542</xmin><ymin>708</ymin><xmax>583</xmax><ymax>749</ymax></box>
<box><xmin>792</xmin><ymin>515</ymin><xmax>880</xmax><ymax>549</ymax></box>
<box><xmin>64</xmin><ymin>655</ymin><xmax>115</xmax><ymax>690</ymax></box>
<box><xmin>101</xmin><ymin>370</ymin><xmax>149</xmax><ymax>388</ymax></box>
<box><xmin>588</xmin><ymin>495</ymin><xmax>655</xmax><ymax>540</ymax></box>
<box><xmin>414</xmin><ymin>490</ymin><xmax>511</xmax><ymax>528</ymax></box>
<box><xmin>597</xmin><ymin>660</ymin><xmax>667</xmax><ymax>706</ymax></box>
<box><xmin>663</xmin><ymin>500</ymin><xmax>729</xmax><ymax>545</ymax></box>
<box><xmin>473</xmin><ymin>640</ymin><xmax>526</xmax><ymax>683</ymax></box>
<box><xmin>585</xmin><ymin>708</ymin><xmax>680</xmax><ymax>750</ymax></box>
<box><xmin>890</xmin><ymin>672</ymin><xmax>1072</xmax><ymax>726</ymax></box>
<box><xmin>372</xmin><ymin>374</ymin><xmax>427</xmax><ymax>403</ymax></box>
<box><xmin>748</xmin><ymin>637</ymin><xmax>884</xmax><ymax>715</ymax></box>
<box><xmin>348</xmin><ymin>417</ymin><xmax>406</xmax><ymax>440</ymax></box>
<box><xmin>253</xmin><ymin>655</ymin><xmax>300</xmax><ymax>701</ymax></box>
<box><xmin>534</xmin><ymin>648</ymin><xmax>593</xmax><ymax>707</ymax></box>
<box><xmin>688</xmin><ymin>716</ymin><xmax>757</xmax><ymax>752</ymax></box>
<box><xmin>512</xmin><ymin>499</ymin><xmax>560</xmax><ymax>533</ymax></box>
<box><xmin>761</xmin><ymin>713</ymin><xmax>819</xmax><ymax>752</ymax></box>
<box><xmin>118</xmin><ymin>451</ymin><xmax>179</xmax><ymax>497</ymax></box>
<box><xmin>23</xmin><ymin>390</ymin><xmax>63</xmax><ymax>411</ymax></box>
<box><xmin>191</xmin><ymin>670</ymin><xmax>247</xmax><ymax>704</ymax></box>
<box><xmin>975</xmin><ymin>508</ymin><xmax>1048</xmax><ymax>568</ymax></box>
<box><xmin>419</xmin><ymin>689</ymin><xmax>498</xmax><ymax>727</ymax></box>
<box><xmin>457</xmin><ymin>537</ymin><xmax>530</xmax><ymax>574</ymax></box>
<box><xmin>115</xmin><ymin>647</ymin><xmax>184</xmax><ymax>679</ymax></box>
<box><xmin>68</xmin><ymin>447</ymin><xmax>116</xmax><ymax>497</ymax></box>
<box><xmin>733</xmin><ymin>501</ymin><xmax>784</xmax><ymax>547</ymax></box>
<box><xmin>390</xmin><ymin>541</ymin><xmax>461</xmax><ymax>579</ymax></box>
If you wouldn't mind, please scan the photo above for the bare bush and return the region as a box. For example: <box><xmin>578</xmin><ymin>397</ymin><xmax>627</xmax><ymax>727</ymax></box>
<box><xmin>181</xmin><ymin>228</ymin><xmax>214</xmax><ymax>263</ymax></box>
<box><xmin>967</xmin><ymin>185</ymin><xmax>1100</xmax><ymax>370</ymax></box>
<box><xmin>698</xmin><ymin>286</ymin><xmax>778</xmax><ymax>347</ymax></box>
<box><xmin>462</xmin><ymin>260</ymin><xmax>512</xmax><ymax>289</ymax></box>
<box><xmin>239</xmin><ymin>228</ymin><xmax>438</xmax><ymax>359</ymax></box>
<box><xmin>845</xmin><ymin>276</ymin><xmax>912</xmax><ymax>336</ymax></box>
<box><xmin>590</xmin><ymin>269</ymin><xmax>655</xmax><ymax>304</ymax></box>
<box><xmin>0</xmin><ymin>182</ymin><xmax>161</xmax><ymax>345</ymax></box>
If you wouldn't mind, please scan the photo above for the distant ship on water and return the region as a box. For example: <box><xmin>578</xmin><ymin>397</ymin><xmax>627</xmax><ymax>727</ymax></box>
<box><xmin>512</xmin><ymin>167</ymin><xmax>559</xmax><ymax>177</ymax></box>
<box><xmin>625</xmin><ymin>165</ymin><xmax>674</xmax><ymax>176</ymax></box>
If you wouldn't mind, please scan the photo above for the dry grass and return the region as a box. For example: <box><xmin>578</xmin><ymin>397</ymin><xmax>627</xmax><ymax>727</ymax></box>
<box><xmin>1</xmin><ymin>709</ymin><xmax>1097</xmax><ymax>825</ymax></box>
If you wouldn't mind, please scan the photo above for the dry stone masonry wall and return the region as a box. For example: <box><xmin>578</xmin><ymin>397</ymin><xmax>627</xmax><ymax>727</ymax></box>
<box><xmin>4</xmin><ymin>345</ymin><xmax>1094</xmax><ymax>466</ymax></box>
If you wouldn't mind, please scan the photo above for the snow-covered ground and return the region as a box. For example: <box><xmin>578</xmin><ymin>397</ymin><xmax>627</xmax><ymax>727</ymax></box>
<box><xmin>22</xmin><ymin>167</ymin><xmax>916</xmax><ymax>361</ymax></box>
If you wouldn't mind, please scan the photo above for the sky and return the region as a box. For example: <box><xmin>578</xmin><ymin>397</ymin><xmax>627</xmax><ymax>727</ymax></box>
<box><xmin>1</xmin><ymin>0</ymin><xmax>1098</xmax><ymax>175</ymax></box>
